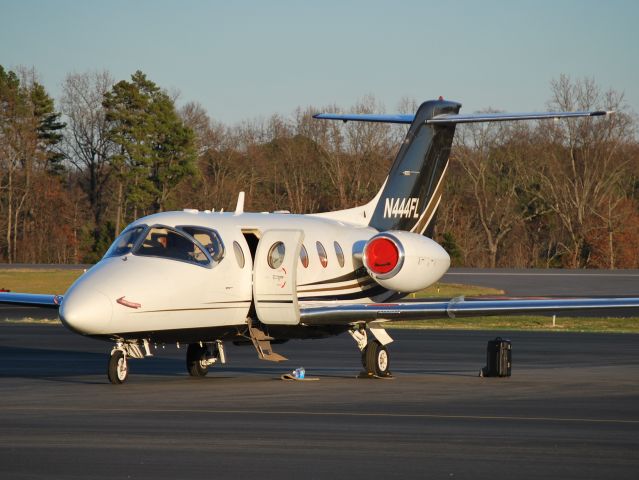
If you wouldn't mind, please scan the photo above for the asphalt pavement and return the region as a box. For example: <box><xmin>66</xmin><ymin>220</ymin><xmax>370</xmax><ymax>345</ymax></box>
<box><xmin>1</xmin><ymin>267</ymin><xmax>638</xmax><ymax>479</ymax></box>
<box><xmin>1</xmin><ymin>323</ymin><xmax>638</xmax><ymax>479</ymax></box>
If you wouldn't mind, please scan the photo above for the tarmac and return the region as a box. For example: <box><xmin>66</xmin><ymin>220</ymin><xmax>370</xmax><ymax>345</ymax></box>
<box><xmin>0</xmin><ymin>324</ymin><xmax>638</xmax><ymax>479</ymax></box>
<box><xmin>0</xmin><ymin>268</ymin><xmax>638</xmax><ymax>479</ymax></box>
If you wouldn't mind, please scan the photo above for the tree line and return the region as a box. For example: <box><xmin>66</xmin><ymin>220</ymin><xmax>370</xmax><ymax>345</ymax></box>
<box><xmin>0</xmin><ymin>66</ymin><xmax>637</xmax><ymax>268</ymax></box>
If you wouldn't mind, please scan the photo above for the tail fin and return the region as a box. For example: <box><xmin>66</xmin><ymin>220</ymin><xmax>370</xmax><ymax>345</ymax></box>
<box><xmin>314</xmin><ymin>100</ymin><xmax>610</xmax><ymax>234</ymax></box>
<box><xmin>369</xmin><ymin>99</ymin><xmax>461</xmax><ymax>234</ymax></box>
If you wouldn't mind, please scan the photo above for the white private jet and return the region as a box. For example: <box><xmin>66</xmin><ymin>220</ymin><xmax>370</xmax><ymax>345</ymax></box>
<box><xmin>2</xmin><ymin>98</ymin><xmax>638</xmax><ymax>384</ymax></box>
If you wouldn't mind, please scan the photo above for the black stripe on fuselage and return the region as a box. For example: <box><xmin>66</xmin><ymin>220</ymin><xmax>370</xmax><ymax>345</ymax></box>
<box><xmin>298</xmin><ymin>284</ymin><xmax>390</xmax><ymax>302</ymax></box>
<box><xmin>299</xmin><ymin>267</ymin><xmax>368</xmax><ymax>287</ymax></box>
<box><xmin>298</xmin><ymin>278</ymin><xmax>375</xmax><ymax>294</ymax></box>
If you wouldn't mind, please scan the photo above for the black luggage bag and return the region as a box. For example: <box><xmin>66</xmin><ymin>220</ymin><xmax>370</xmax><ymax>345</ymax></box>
<box><xmin>483</xmin><ymin>337</ymin><xmax>511</xmax><ymax>377</ymax></box>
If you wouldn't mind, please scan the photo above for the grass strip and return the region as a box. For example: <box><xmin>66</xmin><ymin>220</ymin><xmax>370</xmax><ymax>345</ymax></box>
<box><xmin>411</xmin><ymin>282</ymin><xmax>504</xmax><ymax>298</ymax></box>
<box><xmin>0</xmin><ymin>269</ymin><xmax>84</xmax><ymax>294</ymax></box>
<box><xmin>388</xmin><ymin>316</ymin><xmax>639</xmax><ymax>333</ymax></box>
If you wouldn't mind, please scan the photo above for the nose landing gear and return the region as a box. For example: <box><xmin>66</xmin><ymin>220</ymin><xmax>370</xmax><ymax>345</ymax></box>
<box><xmin>108</xmin><ymin>349</ymin><xmax>129</xmax><ymax>384</ymax></box>
<box><xmin>107</xmin><ymin>341</ymin><xmax>146</xmax><ymax>384</ymax></box>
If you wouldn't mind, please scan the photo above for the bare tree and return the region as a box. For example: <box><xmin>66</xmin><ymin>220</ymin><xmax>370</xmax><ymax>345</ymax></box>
<box><xmin>297</xmin><ymin>96</ymin><xmax>394</xmax><ymax>210</ymax></box>
<box><xmin>1</xmin><ymin>66</ymin><xmax>63</xmax><ymax>262</ymax></box>
<box><xmin>454</xmin><ymin>118</ymin><xmax>531</xmax><ymax>267</ymax></box>
<box><xmin>343</xmin><ymin>95</ymin><xmax>396</xmax><ymax>205</ymax></box>
<box><xmin>179</xmin><ymin>102</ymin><xmax>254</xmax><ymax>211</ymax></box>
<box><xmin>60</xmin><ymin>70</ymin><xmax>115</xmax><ymax>253</ymax></box>
<box><xmin>524</xmin><ymin>76</ymin><xmax>634</xmax><ymax>267</ymax></box>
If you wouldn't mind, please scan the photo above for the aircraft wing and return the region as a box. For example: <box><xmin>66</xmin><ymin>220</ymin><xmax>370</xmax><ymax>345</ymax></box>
<box><xmin>299</xmin><ymin>296</ymin><xmax>639</xmax><ymax>325</ymax></box>
<box><xmin>0</xmin><ymin>292</ymin><xmax>62</xmax><ymax>309</ymax></box>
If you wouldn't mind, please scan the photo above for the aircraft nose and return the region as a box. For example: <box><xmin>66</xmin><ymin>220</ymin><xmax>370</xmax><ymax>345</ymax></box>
<box><xmin>59</xmin><ymin>289</ymin><xmax>113</xmax><ymax>335</ymax></box>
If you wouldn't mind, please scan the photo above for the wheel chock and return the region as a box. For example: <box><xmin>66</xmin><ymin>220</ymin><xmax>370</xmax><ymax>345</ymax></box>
<box><xmin>280</xmin><ymin>374</ymin><xmax>319</xmax><ymax>381</ymax></box>
<box><xmin>356</xmin><ymin>371</ymin><xmax>395</xmax><ymax>380</ymax></box>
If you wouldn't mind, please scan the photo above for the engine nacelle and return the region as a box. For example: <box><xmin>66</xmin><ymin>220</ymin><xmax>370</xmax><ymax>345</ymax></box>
<box><xmin>363</xmin><ymin>231</ymin><xmax>451</xmax><ymax>292</ymax></box>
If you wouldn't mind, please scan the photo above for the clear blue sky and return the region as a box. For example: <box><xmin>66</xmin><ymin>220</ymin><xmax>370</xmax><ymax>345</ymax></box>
<box><xmin>1</xmin><ymin>0</ymin><xmax>638</xmax><ymax>124</ymax></box>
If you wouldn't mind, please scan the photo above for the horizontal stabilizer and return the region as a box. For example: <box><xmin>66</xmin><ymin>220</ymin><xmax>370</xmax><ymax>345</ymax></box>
<box><xmin>312</xmin><ymin>113</ymin><xmax>415</xmax><ymax>124</ymax></box>
<box><xmin>427</xmin><ymin>110</ymin><xmax>612</xmax><ymax>124</ymax></box>
<box><xmin>313</xmin><ymin>109</ymin><xmax>612</xmax><ymax>126</ymax></box>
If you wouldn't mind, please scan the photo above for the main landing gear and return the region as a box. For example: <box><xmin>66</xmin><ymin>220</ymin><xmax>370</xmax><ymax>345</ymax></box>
<box><xmin>186</xmin><ymin>341</ymin><xmax>226</xmax><ymax>377</ymax></box>
<box><xmin>350</xmin><ymin>325</ymin><xmax>393</xmax><ymax>378</ymax></box>
<box><xmin>362</xmin><ymin>340</ymin><xmax>391</xmax><ymax>377</ymax></box>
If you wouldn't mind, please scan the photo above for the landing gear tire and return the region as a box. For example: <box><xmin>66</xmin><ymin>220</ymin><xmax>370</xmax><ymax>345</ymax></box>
<box><xmin>364</xmin><ymin>340</ymin><xmax>391</xmax><ymax>377</ymax></box>
<box><xmin>108</xmin><ymin>350</ymin><xmax>129</xmax><ymax>384</ymax></box>
<box><xmin>186</xmin><ymin>343</ymin><xmax>209</xmax><ymax>377</ymax></box>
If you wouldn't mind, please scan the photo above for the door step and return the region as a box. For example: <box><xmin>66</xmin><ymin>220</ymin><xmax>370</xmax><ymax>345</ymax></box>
<box><xmin>248</xmin><ymin>321</ymin><xmax>288</xmax><ymax>362</ymax></box>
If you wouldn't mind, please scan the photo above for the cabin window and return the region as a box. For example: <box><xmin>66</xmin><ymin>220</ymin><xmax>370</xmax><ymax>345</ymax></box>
<box><xmin>334</xmin><ymin>241</ymin><xmax>345</xmax><ymax>268</ymax></box>
<box><xmin>179</xmin><ymin>226</ymin><xmax>225</xmax><ymax>262</ymax></box>
<box><xmin>299</xmin><ymin>244</ymin><xmax>309</xmax><ymax>268</ymax></box>
<box><xmin>233</xmin><ymin>241</ymin><xmax>245</xmax><ymax>268</ymax></box>
<box><xmin>268</xmin><ymin>242</ymin><xmax>286</xmax><ymax>269</ymax></box>
<box><xmin>316</xmin><ymin>241</ymin><xmax>328</xmax><ymax>268</ymax></box>
<box><xmin>134</xmin><ymin>227</ymin><xmax>210</xmax><ymax>266</ymax></box>
<box><xmin>104</xmin><ymin>225</ymin><xmax>147</xmax><ymax>258</ymax></box>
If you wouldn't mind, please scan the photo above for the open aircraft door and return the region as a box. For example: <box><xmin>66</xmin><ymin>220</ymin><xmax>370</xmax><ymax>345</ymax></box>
<box><xmin>253</xmin><ymin>230</ymin><xmax>304</xmax><ymax>325</ymax></box>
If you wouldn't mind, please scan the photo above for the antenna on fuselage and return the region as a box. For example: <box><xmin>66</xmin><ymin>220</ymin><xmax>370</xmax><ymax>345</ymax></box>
<box><xmin>235</xmin><ymin>191</ymin><xmax>245</xmax><ymax>215</ymax></box>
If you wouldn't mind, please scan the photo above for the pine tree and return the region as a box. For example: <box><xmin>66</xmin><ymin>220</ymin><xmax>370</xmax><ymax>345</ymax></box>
<box><xmin>0</xmin><ymin>65</ymin><xmax>66</xmax><ymax>262</ymax></box>
<box><xmin>30</xmin><ymin>81</ymin><xmax>66</xmax><ymax>172</ymax></box>
<box><xmin>103</xmin><ymin>70</ymin><xmax>196</xmax><ymax>220</ymax></box>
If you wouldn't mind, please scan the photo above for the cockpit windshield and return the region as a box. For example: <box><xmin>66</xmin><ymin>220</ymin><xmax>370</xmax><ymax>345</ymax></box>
<box><xmin>179</xmin><ymin>226</ymin><xmax>225</xmax><ymax>263</ymax></box>
<box><xmin>104</xmin><ymin>226</ymin><xmax>147</xmax><ymax>258</ymax></box>
<box><xmin>134</xmin><ymin>227</ymin><xmax>210</xmax><ymax>266</ymax></box>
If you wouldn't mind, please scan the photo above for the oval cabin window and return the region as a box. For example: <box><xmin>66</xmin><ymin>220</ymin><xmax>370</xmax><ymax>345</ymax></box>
<box><xmin>268</xmin><ymin>242</ymin><xmax>286</xmax><ymax>269</ymax></box>
<box><xmin>300</xmin><ymin>244</ymin><xmax>309</xmax><ymax>268</ymax></box>
<box><xmin>316</xmin><ymin>241</ymin><xmax>328</xmax><ymax>268</ymax></box>
<box><xmin>233</xmin><ymin>241</ymin><xmax>245</xmax><ymax>268</ymax></box>
<box><xmin>334</xmin><ymin>241</ymin><xmax>345</xmax><ymax>268</ymax></box>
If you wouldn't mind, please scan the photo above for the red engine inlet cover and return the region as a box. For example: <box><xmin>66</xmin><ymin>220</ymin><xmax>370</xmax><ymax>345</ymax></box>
<box><xmin>365</xmin><ymin>237</ymin><xmax>399</xmax><ymax>275</ymax></box>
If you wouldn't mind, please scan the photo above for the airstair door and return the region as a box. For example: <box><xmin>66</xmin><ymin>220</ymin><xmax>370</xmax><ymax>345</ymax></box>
<box><xmin>253</xmin><ymin>229</ymin><xmax>304</xmax><ymax>325</ymax></box>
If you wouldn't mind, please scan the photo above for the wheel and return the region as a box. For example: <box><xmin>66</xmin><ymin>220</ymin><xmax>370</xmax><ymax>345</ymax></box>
<box><xmin>364</xmin><ymin>340</ymin><xmax>391</xmax><ymax>377</ymax></box>
<box><xmin>186</xmin><ymin>343</ymin><xmax>209</xmax><ymax>377</ymax></box>
<box><xmin>108</xmin><ymin>350</ymin><xmax>128</xmax><ymax>384</ymax></box>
